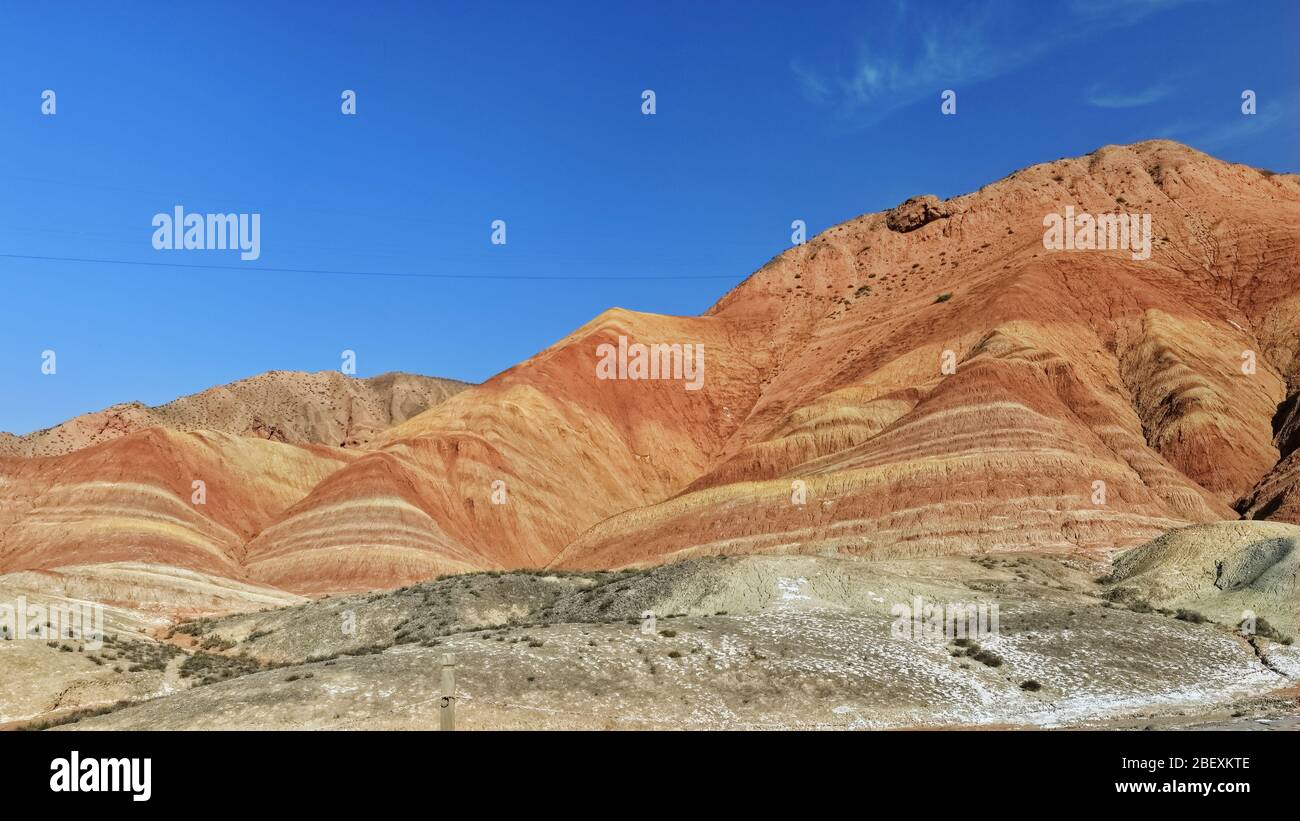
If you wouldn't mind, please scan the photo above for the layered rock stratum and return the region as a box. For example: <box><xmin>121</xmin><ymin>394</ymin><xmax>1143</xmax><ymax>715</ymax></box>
<box><xmin>2</xmin><ymin>140</ymin><xmax>1298</xmax><ymax>598</ymax></box>
<box><xmin>0</xmin><ymin>372</ymin><xmax>468</xmax><ymax>593</ymax></box>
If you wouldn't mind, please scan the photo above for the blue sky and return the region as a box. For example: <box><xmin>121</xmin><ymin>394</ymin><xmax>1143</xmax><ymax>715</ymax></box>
<box><xmin>1</xmin><ymin>0</ymin><xmax>1296</xmax><ymax>434</ymax></box>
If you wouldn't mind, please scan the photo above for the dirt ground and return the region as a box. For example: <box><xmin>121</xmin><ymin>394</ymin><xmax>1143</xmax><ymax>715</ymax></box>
<box><xmin>5</xmin><ymin>552</ymin><xmax>1294</xmax><ymax>731</ymax></box>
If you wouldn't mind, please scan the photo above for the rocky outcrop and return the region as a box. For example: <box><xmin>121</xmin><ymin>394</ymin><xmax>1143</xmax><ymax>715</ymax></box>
<box><xmin>884</xmin><ymin>194</ymin><xmax>952</xmax><ymax>233</ymax></box>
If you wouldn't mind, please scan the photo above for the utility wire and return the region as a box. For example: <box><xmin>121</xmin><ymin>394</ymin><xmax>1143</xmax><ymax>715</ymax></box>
<box><xmin>0</xmin><ymin>252</ymin><xmax>745</xmax><ymax>282</ymax></box>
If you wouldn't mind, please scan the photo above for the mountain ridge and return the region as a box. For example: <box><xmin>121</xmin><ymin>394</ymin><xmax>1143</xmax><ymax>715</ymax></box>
<box><xmin>0</xmin><ymin>370</ymin><xmax>472</xmax><ymax>457</ymax></box>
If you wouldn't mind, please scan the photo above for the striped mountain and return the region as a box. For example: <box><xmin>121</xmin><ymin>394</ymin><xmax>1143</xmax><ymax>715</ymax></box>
<box><xmin>1</xmin><ymin>140</ymin><xmax>1297</xmax><ymax>598</ymax></box>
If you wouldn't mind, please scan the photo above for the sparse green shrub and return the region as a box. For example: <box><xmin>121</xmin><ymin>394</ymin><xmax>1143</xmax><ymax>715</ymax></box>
<box><xmin>17</xmin><ymin>700</ymin><xmax>136</xmax><ymax>731</ymax></box>
<box><xmin>179</xmin><ymin>651</ymin><xmax>266</xmax><ymax>686</ymax></box>
<box><xmin>200</xmin><ymin>635</ymin><xmax>236</xmax><ymax>651</ymax></box>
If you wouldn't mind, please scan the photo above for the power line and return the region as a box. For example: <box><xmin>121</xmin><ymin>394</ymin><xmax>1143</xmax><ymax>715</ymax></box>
<box><xmin>0</xmin><ymin>252</ymin><xmax>744</xmax><ymax>282</ymax></box>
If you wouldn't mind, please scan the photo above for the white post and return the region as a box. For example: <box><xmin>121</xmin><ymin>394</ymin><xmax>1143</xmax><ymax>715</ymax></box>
<box><xmin>439</xmin><ymin>653</ymin><xmax>456</xmax><ymax>731</ymax></box>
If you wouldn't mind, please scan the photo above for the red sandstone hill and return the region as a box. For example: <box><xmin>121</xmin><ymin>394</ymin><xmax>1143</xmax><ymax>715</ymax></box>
<box><xmin>2</xmin><ymin>140</ymin><xmax>1297</xmax><ymax>596</ymax></box>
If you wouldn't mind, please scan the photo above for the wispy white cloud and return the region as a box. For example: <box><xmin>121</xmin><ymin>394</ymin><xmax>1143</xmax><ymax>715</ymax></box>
<box><xmin>791</xmin><ymin>59</ymin><xmax>832</xmax><ymax>104</ymax></box>
<box><xmin>820</xmin><ymin>3</ymin><xmax>1029</xmax><ymax>121</ymax></box>
<box><xmin>1085</xmin><ymin>82</ymin><xmax>1175</xmax><ymax>109</ymax></box>
<box><xmin>795</xmin><ymin>0</ymin><xmax>1203</xmax><ymax>125</ymax></box>
<box><xmin>1153</xmin><ymin>92</ymin><xmax>1297</xmax><ymax>151</ymax></box>
<box><xmin>1067</xmin><ymin>0</ymin><xmax>1209</xmax><ymax>25</ymax></box>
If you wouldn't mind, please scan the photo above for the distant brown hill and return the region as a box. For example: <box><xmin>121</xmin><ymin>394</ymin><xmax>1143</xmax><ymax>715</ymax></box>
<box><xmin>0</xmin><ymin>370</ymin><xmax>471</xmax><ymax>457</ymax></box>
<box><xmin>2</xmin><ymin>140</ymin><xmax>1297</xmax><ymax>597</ymax></box>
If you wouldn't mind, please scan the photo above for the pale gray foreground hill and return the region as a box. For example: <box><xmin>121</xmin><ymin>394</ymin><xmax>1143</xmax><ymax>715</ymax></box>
<box><xmin>7</xmin><ymin>542</ymin><xmax>1295</xmax><ymax>731</ymax></box>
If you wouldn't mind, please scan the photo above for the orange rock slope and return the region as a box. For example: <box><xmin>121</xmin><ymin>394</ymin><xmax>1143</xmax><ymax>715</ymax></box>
<box><xmin>0</xmin><ymin>371</ymin><xmax>466</xmax><ymax>589</ymax></box>
<box><xmin>0</xmin><ymin>429</ymin><xmax>364</xmax><ymax>580</ymax></box>
<box><xmin>2</xmin><ymin>140</ymin><xmax>1298</xmax><ymax>595</ymax></box>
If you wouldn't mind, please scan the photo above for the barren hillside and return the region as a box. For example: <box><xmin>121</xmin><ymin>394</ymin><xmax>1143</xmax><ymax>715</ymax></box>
<box><xmin>0</xmin><ymin>370</ymin><xmax>471</xmax><ymax>457</ymax></box>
